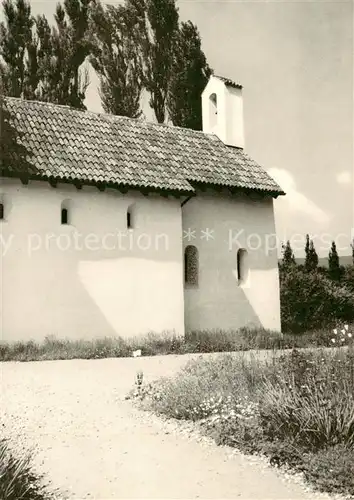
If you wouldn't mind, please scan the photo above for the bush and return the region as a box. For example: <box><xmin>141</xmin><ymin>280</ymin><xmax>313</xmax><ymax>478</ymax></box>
<box><xmin>184</xmin><ymin>330</ymin><xmax>245</xmax><ymax>353</ymax></box>
<box><xmin>343</xmin><ymin>265</ymin><xmax>354</xmax><ymax>293</ymax></box>
<box><xmin>130</xmin><ymin>332</ymin><xmax>185</xmax><ymax>356</ymax></box>
<box><xmin>0</xmin><ymin>439</ymin><xmax>57</xmax><ymax>499</ymax></box>
<box><xmin>280</xmin><ymin>266</ymin><xmax>354</xmax><ymax>333</ymax></box>
<box><xmin>259</xmin><ymin>348</ymin><xmax>354</xmax><ymax>450</ymax></box>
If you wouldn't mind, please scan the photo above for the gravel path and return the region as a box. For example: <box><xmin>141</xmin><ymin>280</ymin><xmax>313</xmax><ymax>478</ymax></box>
<box><xmin>0</xmin><ymin>354</ymin><xmax>339</xmax><ymax>499</ymax></box>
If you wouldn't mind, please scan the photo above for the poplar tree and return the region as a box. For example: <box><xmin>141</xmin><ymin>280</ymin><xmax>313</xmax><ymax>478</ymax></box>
<box><xmin>0</xmin><ymin>0</ymin><xmax>38</xmax><ymax>98</ymax></box>
<box><xmin>46</xmin><ymin>0</ymin><xmax>92</xmax><ymax>108</ymax></box>
<box><xmin>167</xmin><ymin>21</ymin><xmax>211</xmax><ymax>130</ymax></box>
<box><xmin>281</xmin><ymin>240</ymin><xmax>296</xmax><ymax>268</ymax></box>
<box><xmin>0</xmin><ymin>0</ymin><xmax>92</xmax><ymax>107</ymax></box>
<box><xmin>125</xmin><ymin>0</ymin><xmax>179</xmax><ymax>123</ymax></box>
<box><xmin>328</xmin><ymin>241</ymin><xmax>340</xmax><ymax>281</ymax></box>
<box><xmin>305</xmin><ymin>234</ymin><xmax>318</xmax><ymax>272</ymax></box>
<box><xmin>90</xmin><ymin>1</ymin><xmax>143</xmax><ymax>117</ymax></box>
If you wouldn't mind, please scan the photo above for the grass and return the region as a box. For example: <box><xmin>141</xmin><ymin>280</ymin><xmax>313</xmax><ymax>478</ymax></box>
<box><xmin>0</xmin><ymin>439</ymin><xmax>59</xmax><ymax>500</ymax></box>
<box><xmin>1</xmin><ymin>324</ymin><xmax>353</xmax><ymax>362</ymax></box>
<box><xmin>135</xmin><ymin>345</ymin><xmax>354</xmax><ymax>498</ymax></box>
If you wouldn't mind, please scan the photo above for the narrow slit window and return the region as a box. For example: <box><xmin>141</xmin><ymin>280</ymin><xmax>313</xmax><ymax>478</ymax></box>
<box><xmin>0</xmin><ymin>203</ymin><xmax>4</xmax><ymax>220</ymax></box>
<box><xmin>209</xmin><ymin>93</ymin><xmax>218</xmax><ymax>129</ymax></box>
<box><xmin>237</xmin><ymin>248</ymin><xmax>248</xmax><ymax>284</ymax></box>
<box><xmin>61</xmin><ymin>208</ymin><xmax>68</xmax><ymax>225</ymax></box>
<box><xmin>127</xmin><ymin>205</ymin><xmax>134</xmax><ymax>229</ymax></box>
<box><xmin>184</xmin><ymin>245</ymin><xmax>199</xmax><ymax>286</ymax></box>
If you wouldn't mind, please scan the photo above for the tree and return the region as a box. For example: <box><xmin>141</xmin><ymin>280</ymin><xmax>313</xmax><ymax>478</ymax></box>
<box><xmin>145</xmin><ymin>0</ymin><xmax>179</xmax><ymax>123</ymax></box>
<box><xmin>90</xmin><ymin>1</ymin><xmax>143</xmax><ymax>117</ymax></box>
<box><xmin>281</xmin><ymin>240</ymin><xmax>296</xmax><ymax>268</ymax></box>
<box><xmin>44</xmin><ymin>0</ymin><xmax>92</xmax><ymax>108</ymax></box>
<box><xmin>126</xmin><ymin>0</ymin><xmax>179</xmax><ymax>123</ymax></box>
<box><xmin>0</xmin><ymin>0</ymin><xmax>38</xmax><ymax>98</ymax></box>
<box><xmin>305</xmin><ymin>233</ymin><xmax>310</xmax><ymax>264</ymax></box>
<box><xmin>0</xmin><ymin>0</ymin><xmax>93</xmax><ymax>107</ymax></box>
<box><xmin>328</xmin><ymin>241</ymin><xmax>341</xmax><ymax>281</ymax></box>
<box><xmin>33</xmin><ymin>14</ymin><xmax>55</xmax><ymax>102</ymax></box>
<box><xmin>304</xmin><ymin>234</ymin><xmax>318</xmax><ymax>272</ymax></box>
<box><xmin>167</xmin><ymin>21</ymin><xmax>211</xmax><ymax>130</ymax></box>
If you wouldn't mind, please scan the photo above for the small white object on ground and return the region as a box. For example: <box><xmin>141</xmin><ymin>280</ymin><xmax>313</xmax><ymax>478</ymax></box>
<box><xmin>132</xmin><ymin>349</ymin><xmax>142</xmax><ymax>357</ymax></box>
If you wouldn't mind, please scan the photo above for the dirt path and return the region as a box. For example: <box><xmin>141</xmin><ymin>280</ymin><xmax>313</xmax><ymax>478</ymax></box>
<box><xmin>0</xmin><ymin>355</ymin><xmax>337</xmax><ymax>499</ymax></box>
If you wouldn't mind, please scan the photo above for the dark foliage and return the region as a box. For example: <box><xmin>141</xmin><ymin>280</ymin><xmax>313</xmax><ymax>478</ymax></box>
<box><xmin>167</xmin><ymin>21</ymin><xmax>211</xmax><ymax>130</ymax></box>
<box><xmin>0</xmin><ymin>0</ymin><xmax>92</xmax><ymax>108</ymax></box>
<box><xmin>90</xmin><ymin>0</ymin><xmax>143</xmax><ymax>117</ymax></box>
<box><xmin>0</xmin><ymin>78</ymin><xmax>34</xmax><ymax>174</ymax></box>
<box><xmin>280</xmin><ymin>265</ymin><xmax>354</xmax><ymax>333</ymax></box>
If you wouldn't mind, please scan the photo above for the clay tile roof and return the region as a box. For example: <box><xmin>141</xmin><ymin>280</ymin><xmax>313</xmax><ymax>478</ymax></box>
<box><xmin>213</xmin><ymin>75</ymin><xmax>243</xmax><ymax>89</ymax></box>
<box><xmin>2</xmin><ymin>97</ymin><xmax>284</xmax><ymax>197</ymax></box>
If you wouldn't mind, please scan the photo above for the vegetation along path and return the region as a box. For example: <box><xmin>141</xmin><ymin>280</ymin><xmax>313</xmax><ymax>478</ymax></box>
<box><xmin>1</xmin><ymin>354</ymin><xmax>340</xmax><ymax>499</ymax></box>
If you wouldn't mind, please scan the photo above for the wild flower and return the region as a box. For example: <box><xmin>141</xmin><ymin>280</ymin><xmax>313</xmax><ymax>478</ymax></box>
<box><xmin>331</xmin><ymin>324</ymin><xmax>353</xmax><ymax>347</ymax></box>
<box><xmin>198</xmin><ymin>395</ymin><xmax>260</xmax><ymax>431</ymax></box>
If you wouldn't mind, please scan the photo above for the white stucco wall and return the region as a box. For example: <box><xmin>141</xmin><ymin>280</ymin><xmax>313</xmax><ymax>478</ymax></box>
<box><xmin>182</xmin><ymin>190</ymin><xmax>281</xmax><ymax>332</ymax></box>
<box><xmin>0</xmin><ymin>179</ymin><xmax>185</xmax><ymax>342</ymax></box>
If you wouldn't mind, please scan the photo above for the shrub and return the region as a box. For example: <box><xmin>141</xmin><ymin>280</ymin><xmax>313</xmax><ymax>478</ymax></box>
<box><xmin>184</xmin><ymin>329</ymin><xmax>245</xmax><ymax>353</ymax></box>
<box><xmin>259</xmin><ymin>350</ymin><xmax>354</xmax><ymax>450</ymax></box>
<box><xmin>130</xmin><ymin>332</ymin><xmax>185</xmax><ymax>356</ymax></box>
<box><xmin>147</xmin><ymin>354</ymin><xmax>258</xmax><ymax>420</ymax></box>
<box><xmin>280</xmin><ymin>266</ymin><xmax>354</xmax><ymax>333</ymax></box>
<box><xmin>0</xmin><ymin>439</ymin><xmax>57</xmax><ymax>499</ymax></box>
<box><xmin>343</xmin><ymin>265</ymin><xmax>354</xmax><ymax>293</ymax></box>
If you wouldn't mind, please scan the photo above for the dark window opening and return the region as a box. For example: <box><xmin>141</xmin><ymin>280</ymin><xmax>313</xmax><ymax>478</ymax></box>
<box><xmin>209</xmin><ymin>93</ymin><xmax>218</xmax><ymax>128</ymax></box>
<box><xmin>237</xmin><ymin>253</ymin><xmax>241</xmax><ymax>280</ymax></box>
<box><xmin>61</xmin><ymin>208</ymin><xmax>68</xmax><ymax>225</ymax></box>
<box><xmin>127</xmin><ymin>210</ymin><xmax>132</xmax><ymax>229</ymax></box>
<box><xmin>237</xmin><ymin>248</ymin><xmax>248</xmax><ymax>284</ymax></box>
<box><xmin>184</xmin><ymin>245</ymin><xmax>199</xmax><ymax>286</ymax></box>
<box><xmin>0</xmin><ymin>203</ymin><xmax>3</xmax><ymax>220</ymax></box>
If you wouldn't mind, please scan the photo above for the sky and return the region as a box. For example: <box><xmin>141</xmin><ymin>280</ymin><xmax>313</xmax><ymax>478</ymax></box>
<box><xmin>2</xmin><ymin>0</ymin><xmax>353</xmax><ymax>257</ymax></box>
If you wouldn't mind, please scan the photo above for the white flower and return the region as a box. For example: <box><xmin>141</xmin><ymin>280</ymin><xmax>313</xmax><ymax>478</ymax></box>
<box><xmin>348</xmin><ymin>333</ymin><xmax>352</xmax><ymax>338</ymax></box>
<box><xmin>333</xmin><ymin>329</ymin><xmax>338</xmax><ymax>335</ymax></box>
<box><xmin>344</xmin><ymin>324</ymin><xmax>349</xmax><ymax>331</ymax></box>
<box><xmin>341</xmin><ymin>338</ymin><xmax>345</xmax><ymax>342</ymax></box>
<box><xmin>331</xmin><ymin>338</ymin><xmax>336</xmax><ymax>343</ymax></box>
<box><xmin>341</xmin><ymin>329</ymin><xmax>346</xmax><ymax>336</ymax></box>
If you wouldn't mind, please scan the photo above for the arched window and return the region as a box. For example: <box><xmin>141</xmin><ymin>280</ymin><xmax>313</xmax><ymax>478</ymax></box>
<box><xmin>237</xmin><ymin>248</ymin><xmax>249</xmax><ymax>285</ymax></box>
<box><xmin>209</xmin><ymin>93</ymin><xmax>218</xmax><ymax>129</ymax></box>
<box><xmin>184</xmin><ymin>245</ymin><xmax>199</xmax><ymax>286</ymax></box>
<box><xmin>0</xmin><ymin>203</ymin><xmax>4</xmax><ymax>220</ymax></box>
<box><xmin>61</xmin><ymin>208</ymin><xmax>68</xmax><ymax>225</ymax></box>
